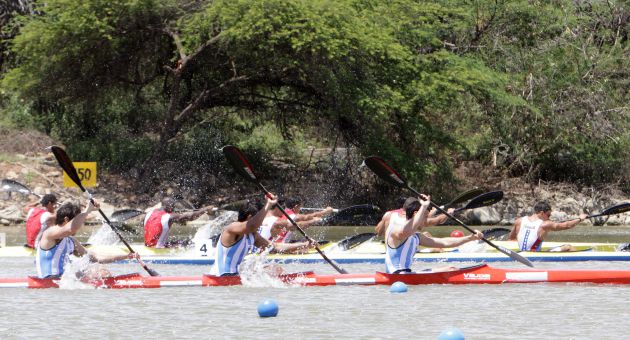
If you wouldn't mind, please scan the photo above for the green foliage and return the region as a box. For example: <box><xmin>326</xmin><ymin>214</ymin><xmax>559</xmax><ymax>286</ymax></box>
<box><xmin>0</xmin><ymin>0</ymin><xmax>628</xmax><ymax>194</ymax></box>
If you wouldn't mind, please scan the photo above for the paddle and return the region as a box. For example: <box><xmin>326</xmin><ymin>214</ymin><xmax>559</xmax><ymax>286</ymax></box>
<box><xmin>1</xmin><ymin>179</ymin><xmax>42</xmax><ymax>198</ymax></box>
<box><xmin>584</xmin><ymin>202</ymin><xmax>630</xmax><ymax>220</ymax></box>
<box><xmin>453</xmin><ymin>191</ymin><xmax>504</xmax><ymax>213</ymax></box>
<box><xmin>111</xmin><ymin>209</ymin><xmax>145</xmax><ymax>222</ymax></box>
<box><xmin>481</xmin><ymin>227</ymin><xmax>511</xmax><ymax>241</ymax></box>
<box><xmin>222</xmin><ymin>145</ymin><xmax>349</xmax><ymax>274</ymax></box>
<box><xmin>49</xmin><ymin>146</ymin><xmax>159</xmax><ymax>277</ymax></box>
<box><xmin>301</xmin><ymin>204</ymin><xmax>381</xmax><ymax>214</ymax></box>
<box><xmin>363</xmin><ymin>156</ymin><xmax>534</xmax><ymax>267</ymax></box>
<box><xmin>442</xmin><ymin>188</ymin><xmax>484</xmax><ymax>209</ymax></box>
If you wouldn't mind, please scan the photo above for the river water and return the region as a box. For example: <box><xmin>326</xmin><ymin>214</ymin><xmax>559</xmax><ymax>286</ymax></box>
<box><xmin>1</xmin><ymin>224</ymin><xmax>630</xmax><ymax>339</ymax></box>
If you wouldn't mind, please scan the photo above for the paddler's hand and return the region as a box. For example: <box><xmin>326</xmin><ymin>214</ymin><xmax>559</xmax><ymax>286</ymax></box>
<box><xmin>323</xmin><ymin>206</ymin><xmax>334</xmax><ymax>215</ymax></box>
<box><xmin>578</xmin><ymin>213</ymin><xmax>588</xmax><ymax>222</ymax></box>
<box><xmin>264</xmin><ymin>194</ymin><xmax>278</xmax><ymax>211</ymax></box>
<box><xmin>204</xmin><ymin>205</ymin><xmax>217</xmax><ymax>213</ymax></box>
<box><xmin>127</xmin><ymin>252</ymin><xmax>140</xmax><ymax>260</ymax></box>
<box><xmin>419</xmin><ymin>195</ymin><xmax>431</xmax><ymax>207</ymax></box>
<box><xmin>306</xmin><ymin>236</ymin><xmax>319</xmax><ymax>248</ymax></box>
<box><xmin>85</xmin><ymin>200</ymin><xmax>100</xmax><ymax>213</ymax></box>
<box><xmin>468</xmin><ymin>230</ymin><xmax>483</xmax><ymax>241</ymax></box>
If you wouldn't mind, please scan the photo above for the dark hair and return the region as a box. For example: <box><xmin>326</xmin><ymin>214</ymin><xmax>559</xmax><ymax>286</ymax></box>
<box><xmin>40</xmin><ymin>194</ymin><xmax>57</xmax><ymax>205</ymax></box>
<box><xmin>55</xmin><ymin>203</ymin><xmax>81</xmax><ymax>225</ymax></box>
<box><xmin>403</xmin><ymin>197</ymin><xmax>421</xmax><ymax>220</ymax></box>
<box><xmin>285</xmin><ymin>196</ymin><xmax>303</xmax><ymax>209</ymax></box>
<box><xmin>238</xmin><ymin>201</ymin><xmax>259</xmax><ymax>222</ymax></box>
<box><xmin>534</xmin><ymin>201</ymin><xmax>552</xmax><ymax>213</ymax></box>
<box><xmin>161</xmin><ymin>197</ymin><xmax>176</xmax><ymax>213</ymax></box>
<box><xmin>396</xmin><ymin>196</ymin><xmax>407</xmax><ymax>209</ymax></box>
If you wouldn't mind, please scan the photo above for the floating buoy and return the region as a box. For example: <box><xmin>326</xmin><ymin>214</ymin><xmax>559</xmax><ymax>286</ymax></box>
<box><xmin>257</xmin><ymin>299</ymin><xmax>279</xmax><ymax>317</ymax></box>
<box><xmin>450</xmin><ymin>230</ymin><xmax>464</xmax><ymax>238</ymax></box>
<box><xmin>438</xmin><ymin>327</ymin><xmax>465</xmax><ymax>340</ymax></box>
<box><xmin>389</xmin><ymin>281</ymin><xmax>408</xmax><ymax>293</ymax></box>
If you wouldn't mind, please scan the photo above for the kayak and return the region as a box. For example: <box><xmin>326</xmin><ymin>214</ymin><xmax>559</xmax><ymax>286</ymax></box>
<box><xmin>4</xmin><ymin>264</ymin><xmax>630</xmax><ymax>289</ymax></box>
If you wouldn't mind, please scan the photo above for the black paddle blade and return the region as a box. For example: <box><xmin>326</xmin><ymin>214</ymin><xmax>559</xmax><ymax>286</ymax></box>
<box><xmin>222</xmin><ymin>145</ymin><xmax>259</xmax><ymax>183</ymax></box>
<box><xmin>1</xmin><ymin>179</ymin><xmax>33</xmax><ymax>195</ymax></box>
<box><xmin>111</xmin><ymin>209</ymin><xmax>145</xmax><ymax>222</ymax></box>
<box><xmin>482</xmin><ymin>227</ymin><xmax>511</xmax><ymax>241</ymax></box>
<box><xmin>447</xmin><ymin>188</ymin><xmax>484</xmax><ymax>207</ymax></box>
<box><xmin>363</xmin><ymin>156</ymin><xmax>407</xmax><ymax>188</ymax></box>
<box><xmin>49</xmin><ymin>146</ymin><xmax>86</xmax><ymax>192</ymax></box>
<box><xmin>463</xmin><ymin>191</ymin><xmax>504</xmax><ymax>210</ymax></box>
<box><xmin>600</xmin><ymin>202</ymin><xmax>630</xmax><ymax>216</ymax></box>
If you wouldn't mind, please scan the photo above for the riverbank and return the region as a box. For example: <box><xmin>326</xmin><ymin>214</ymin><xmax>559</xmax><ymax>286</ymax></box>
<box><xmin>1</xmin><ymin>129</ymin><xmax>629</xmax><ymax>227</ymax></box>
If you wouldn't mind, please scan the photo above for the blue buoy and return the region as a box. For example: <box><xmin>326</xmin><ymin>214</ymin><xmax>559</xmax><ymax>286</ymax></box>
<box><xmin>438</xmin><ymin>327</ymin><xmax>465</xmax><ymax>340</ymax></box>
<box><xmin>257</xmin><ymin>299</ymin><xmax>279</xmax><ymax>317</ymax></box>
<box><xmin>389</xmin><ymin>281</ymin><xmax>408</xmax><ymax>293</ymax></box>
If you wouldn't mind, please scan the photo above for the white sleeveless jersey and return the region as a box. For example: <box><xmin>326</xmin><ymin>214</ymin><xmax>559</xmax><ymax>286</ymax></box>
<box><xmin>517</xmin><ymin>217</ymin><xmax>544</xmax><ymax>251</ymax></box>
<box><xmin>258</xmin><ymin>216</ymin><xmax>279</xmax><ymax>241</ymax></box>
<box><xmin>385</xmin><ymin>211</ymin><xmax>419</xmax><ymax>274</ymax></box>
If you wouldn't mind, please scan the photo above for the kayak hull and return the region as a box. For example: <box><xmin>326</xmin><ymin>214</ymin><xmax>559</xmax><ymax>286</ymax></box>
<box><xmin>4</xmin><ymin>265</ymin><xmax>630</xmax><ymax>289</ymax></box>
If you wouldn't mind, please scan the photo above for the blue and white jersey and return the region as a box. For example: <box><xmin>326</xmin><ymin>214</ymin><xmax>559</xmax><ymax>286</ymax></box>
<box><xmin>384</xmin><ymin>213</ymin><xmax>420</xmax><ymax>274</ymax></box>
<box><xmin>210</xmin><ymin>233</ymin><xmax>255</xmax><ymax>276</ymax></box>
<box><xmin>36</xmin><ymin>237</ymin><xmax>75</xmax><ymax>278</ymax></box>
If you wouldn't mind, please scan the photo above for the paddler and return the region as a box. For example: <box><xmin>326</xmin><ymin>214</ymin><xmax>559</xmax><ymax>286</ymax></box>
<box><xmin>508</xmin><ymin>201</ymin><xmax>587</xmax><ymax>252</ymax></box>
<box><xmin>271</xmin><ymin>196</ymin><xmax>334</xmax><ymax>243</ymax></box>
<box><xmin>36</xmin><ymin>200</ymin><xmax>138</xmax><ymax>279</ymax></box>
<box><xmin>376</xmin><ymin>196</ymin><xmax>454</xmax><ymax>238</ymax></box>
<box><xmin>23</xmin><ymin>193</ymin><xmax>57</xmax><ymax>248</ymax></box>
<box><xmin>383</xmin><ymin>196</ymin><xmax>482</xmax><ymax>274</ymax></box>
<box><xmin>144</xmin><ymin>197</ymin><xmax>215</xmax><ymax>248</ymax></box>
<box><xmin>258</xmin><ymin>196</ymin><xmax>328</xmax><ymax>244</ymax></box>
<box><xmin>210</xmin><ymin>194</ymin><xmax>316</xmax><ymax>276</ymax></box>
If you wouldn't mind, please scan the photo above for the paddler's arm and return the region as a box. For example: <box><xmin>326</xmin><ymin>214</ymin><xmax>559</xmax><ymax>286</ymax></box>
<box><xmin>253</xmin><ymin>233</ymin><xmax>315</xmax><ymax>254</ymax></box>
<box><xmin>419</xmin><ymin>230</ymin><xmax>483</xmax><ymax>248</ymax></box>
<box><xmin>41</xmin><ymin>201</ymin><xmax>97</xmax><ymax>246</ymax></box>
<box><xmin>169</xmin><ymin>205</ymin><xmax>215</xmax><ymax>223</ymax></box>
<box><xmin>508</xmin><ymin>218</ymin><xmax>521</xmax><ymax>240</ymax></box>
<box><xmin>245</xmin><ymin>195</ymin><xmax>277</xmax><ymax>234</ymax></box>
<box><xmin>425</xmin><ymin>207</ymin><xmax>455</xmax><ymax>226</ymax></box>
<box><xmin>22</xmin><ymin>199</ymin><xmax>40</xmax><ymax>213</ymax></box>
<box><xmin>542</xmin><ymin>213</ymin><xmax>588</xmax><ymax>231</ymax></box>
<box><xmin>71</xmin><ymin>240</ymin><xmax>138</xmax><ymax>263</ymax></box>
<box><xmin>391</xmin><ymin>196</ymin><xmax>430</xmax><ymax>241</ymax></box>
<box><xmin>298</xmin><ymin>207</ymin><xmax>334</xmax><ymax>220</ymax></box>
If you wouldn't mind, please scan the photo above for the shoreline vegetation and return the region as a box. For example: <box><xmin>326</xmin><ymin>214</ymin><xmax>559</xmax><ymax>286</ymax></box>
<box><xmin>1</xmin><ymin>1</ymin><xmax>628</xmax><ymax>227</ymax></box>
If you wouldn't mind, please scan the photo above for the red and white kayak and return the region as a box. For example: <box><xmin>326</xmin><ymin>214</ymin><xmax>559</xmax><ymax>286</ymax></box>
<box><xmin>4</xmin><ymin>264</ymin><xmax>630</xmax><ymax>289</ymax></box>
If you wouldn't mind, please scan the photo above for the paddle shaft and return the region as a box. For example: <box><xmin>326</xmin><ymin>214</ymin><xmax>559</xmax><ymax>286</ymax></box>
<box><xmin>256</xmin><ymin>182</ymin><xmax>348</xmax><ymax>274</ymax></box>
<box><xmin>405</xmin><ymin>185</ymin><xmax>534</xmax><ymax>267</ymax></box>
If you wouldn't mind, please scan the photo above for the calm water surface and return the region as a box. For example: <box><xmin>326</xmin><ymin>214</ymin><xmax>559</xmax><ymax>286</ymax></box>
<box><xmin>2</xmin><ymin>225</ymin><xmax>630</xmax><ymax>339</ymax></box>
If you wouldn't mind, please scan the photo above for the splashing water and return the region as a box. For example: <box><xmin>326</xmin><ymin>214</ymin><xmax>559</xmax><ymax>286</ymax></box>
<box><xmin>239</xmin><ymin>248</ymin><xmax>291</xmax><ymax>288</ymax></box>
<box><xmin>87</xmin><ymin>222</ymin><xmax>122</xmax><ymax>245</ymax></box>
<box><xmin>57</xmin><ymin>255</ymin><xmax>96</xmax><ymax>290</ymax></box>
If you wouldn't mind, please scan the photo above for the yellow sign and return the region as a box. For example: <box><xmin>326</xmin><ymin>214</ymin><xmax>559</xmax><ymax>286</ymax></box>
<box><xmin>63</xmin><ymin>162</ymin><xmax>97</xmax><ymax>188</ymax></box>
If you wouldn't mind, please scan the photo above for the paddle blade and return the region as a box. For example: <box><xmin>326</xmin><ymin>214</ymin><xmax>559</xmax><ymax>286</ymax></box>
<box><xmin>482</xmin><ymin>227</ymin><xmax>510</xmax><ymax>241</ymax></box>
<box><xmin>446</xmin><ymin>188</ymin><xmax>484</xmax><ymax>207</ymax></box>
<box><xmin>462</xmin><ymin>191</ymin><xmax>504</xmax><ymax>210</ymax></box>
<box><xmin>600</xmin><ymin>202</ymin><xmax>630</xmax><ymax>216</ymax></box>
<box><xmin>363</xmin><ymin>156</ymin><xmax>407</xmax><ymax>188</ymax></box>
<box><xmin>222</xmin><ymin>145</ymin><xmax>259</xmax><ymax>183</ymax></box>
<box><xmin>1</xmin><ymin>179</ymin><xmax>34</xmax><ymax>196</ymax></box>
<box><xmin>49</xmin><ymin>146</ymin><xmax>85</xmax><ymax>192</ymax></box>
<box><xmin>111</xmin><ymin>209</ymin><xmax>145</xmax><ymax>222</ymax></box>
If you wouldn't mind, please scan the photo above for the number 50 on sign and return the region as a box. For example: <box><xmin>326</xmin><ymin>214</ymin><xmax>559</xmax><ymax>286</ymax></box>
<box><xmin>63</xmin><ymin>162</ymin><xmax>97</xmax><ymax>188</ymax></box>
